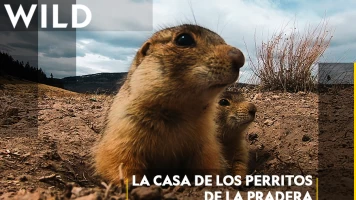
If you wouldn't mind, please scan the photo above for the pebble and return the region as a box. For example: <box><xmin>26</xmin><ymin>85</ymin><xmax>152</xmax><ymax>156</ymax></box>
<box><xmin>253</xmin><ymin>93</ymin><xmax>262</xmax><ymax>100</ymax></box>
<box><xmin>302</xmin><ymin>134</ymin><xmax>311</xmax><ymax>142</ymax></box>
<box><xmin>75</xmin><ymin>193</ymin><xmax>98</xmax><ymax>200</ymax></box>
<box><xmin>19</xmin><ymin>175</ymin><xmax>28</xmax><ymax>182</ymax></box>
<box><xmin>71</xmin><ymin>187</ymin><xmax>83</xmax><ymax>197</ymax></box>
<box><xmin>163</xmin><ymin>192</ymin><xmax>178</xmax><ymax>200</ymax></box>
<box><xmin>248</xmin><ymin>133</ymin><xmax>258</xmax><ymax>141</ymax></box>
<box><xmin>173</xmin><ymin>186</ymin><xmax>185</xmax><ymax>193</ymax></box>
<box><xmin>7</xmin><ymin>175</ymin><xmax>15</xmax><ymax>180</ymax></box>
<box><xmin>271</xmin><ymin>95</ymin><xmax>280</xmax><ymax>99</ymax></box>
<box><xmin>131</xmin><ymin>186</ymin><xmax>162</xmax><ymax>200</ymax></box>
<box><xmin>264</xmin><ymin>119</ymin><xmax>274</xmax><ymax>126</ymax></box>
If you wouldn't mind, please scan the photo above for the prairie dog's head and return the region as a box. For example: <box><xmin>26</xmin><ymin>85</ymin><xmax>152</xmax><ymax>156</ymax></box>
<box><xmin>216</xmin><ymin>91</ymin><xmax>256</xmax><ymax>131</ymax></box>
<box><xmin>128</xmin><ymin>24</ymin><xmax>245</xmax><ymax>105</ymax></box>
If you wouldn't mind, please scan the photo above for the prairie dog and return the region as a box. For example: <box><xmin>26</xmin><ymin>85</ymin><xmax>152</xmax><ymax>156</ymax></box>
<box><xmin>215</xmin><ymin>90</ymin><xmax>256</xmax><ymax>177</ymax></box>
<box><xmin>93</xmin><ymin>24</ymin><xmax>245</xmax><ymax>184</ymax></box>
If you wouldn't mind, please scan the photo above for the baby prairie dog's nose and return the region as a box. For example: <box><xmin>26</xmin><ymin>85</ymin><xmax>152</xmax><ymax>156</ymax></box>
<box><xmin>247</xmin><ymin>103</ymin><xmax>257</xmax><ymax>117</ymax></box>
<box><xmin>228</xmin><ymin>47</ymin><xmax>245</xmax><ymax>70</ymax></box>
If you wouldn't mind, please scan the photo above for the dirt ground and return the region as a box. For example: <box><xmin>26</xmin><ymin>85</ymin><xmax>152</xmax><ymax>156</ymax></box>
<box><xmin>0</xmin><ymin>76</ymin><xmax>353</xmax><ymax>199</ymax></box>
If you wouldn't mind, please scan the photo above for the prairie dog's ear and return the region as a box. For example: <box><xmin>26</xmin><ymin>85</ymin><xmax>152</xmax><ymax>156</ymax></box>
<box><xmin>140</xmin><ymin>41</ymin><xmax>151</xmax><ymax>56</ymax></box>
<box><xmin>125</xmin><ymin>41</ymin><xmax>151</xmax><ymax>81</ymax></box>
<box><xmin>133</xmin><ymin>42</ymin><xmax>151</xmax><ymax>68</ymax></box>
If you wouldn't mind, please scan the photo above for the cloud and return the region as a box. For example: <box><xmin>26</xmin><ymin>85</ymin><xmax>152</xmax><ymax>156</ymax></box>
<box><xmin>38</xmin><ymin>53</ymin><xmax>76</xmax><ymax>78</ymax></box>
<box><xmin>71</xmin><ymin>0</ymin><xmax>356</xmax><ymax>82</ymax></box>
<box><xmin>0</xmin><ymin>44</ymin><xmax>16</xmax><ymax>52</ymax></box>
<box><xmin>1</xmin><ymin>0</ymin><xmax>355</xmax><ymax>82</ymax></box>
<box><xmin>77</xmin><ymin>31</ymin><xmax>151</xmax><ymax>48</ymax></box>
<box><xmin>77</xmin><ymin>39</ymin><xmax>137</xmax><ymax>60</ymax></box>
<box><xmin>76</xmin><ymin>53</ymin><xmax>132</xmax><ymax>76</ymax></box>
<box><xmin>7</xmin><ymin>42</ymin><xmax>38</xmax><ymax>52</ymax></box>
<box><xmin>77</xmin><ymin>0</ymin><xmax>153</xmax><ymax>31</ymax></box>
<box><xmin>38</xmin><ymin>31</ymin><xmax>78</xmax><ymax>58</ymax></box>
<box><xmin>0</xmin><ymin>32</ymin><xmax>38</xmax><ymax>67</ymax></box>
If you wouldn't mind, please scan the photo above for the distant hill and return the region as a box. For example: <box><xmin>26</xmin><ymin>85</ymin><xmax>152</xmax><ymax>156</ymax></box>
<box><xmin>61</xmin><ymin>72</ymin><xmax>128</xmax><ymax>94</ymax></box>
<box><xmin>59</xmin><ymin>72</ymin><xmax>258</xmax><ymax>94</ymax></box>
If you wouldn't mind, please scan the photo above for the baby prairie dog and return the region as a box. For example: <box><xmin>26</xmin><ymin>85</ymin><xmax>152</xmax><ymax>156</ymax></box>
<box><xmin>93</xmin><ymin>24</ymin><xmax>245</xmax><ymax>184</ymax></box>
<box><xmin>215</xmin><ymin>90</ymin><xmax>256</xmax><ymax>177</ymax></box>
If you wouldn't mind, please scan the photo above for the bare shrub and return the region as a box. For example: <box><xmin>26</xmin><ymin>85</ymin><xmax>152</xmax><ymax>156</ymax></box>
<box><xmin>246</xmin><ymin>19</ymin><xmax>333</xmax><ymax>92</ymax></box>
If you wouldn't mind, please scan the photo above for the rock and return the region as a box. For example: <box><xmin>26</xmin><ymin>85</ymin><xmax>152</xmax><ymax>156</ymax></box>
<box><xmin>75</xmin><ymin>193</ymin><xmax>99</xmax><ymax>200</ymax></box>
<box><xmin>163</xmin><ymin>192</ymin><xmax>178</xmax><ymax>200</ymax></box>
<box><xmin>271</xmin><ymin>95</ymin><xmax>280</xmax><ymax>99</ymax></box>
<box><xmin>162</xmin><ymin>187</ymin><xmax>172</xmax><ymax>194</ymax></box>
<box><xmin>18</xmin><ymin>175</ymin><xmax>28</xmax><ymax>182</ymax></box>
<box><xmin>91</xmin><ymin>105</ymin><xmax>102</xmax><ymax>109</ymax></box>
<box><xmin>131</xmin><ymin>186</ymin><xmax>162</xmax><ymax>200</ymax></box>
<box><xmin>258</xmin><ymin>144</ymin><xmax>264</xmax><ymax>150</ymax></box>
<box><xmin>7</xmin><ymin>175</ymin><xmax>15</xmax><ymax>180</ymax></box>
<box><xmin>71</xmin><ymin>187</ymin><xmax>83</xmax><ymax>197</ymax></box>
<box><xmin>173</xmin><ymin>186</ymin><xmax>185</xmax><ymax>193</ymax></box>
<box><xmin>248</xmin><ymin>133</ymin><xmax>258</xmax><ymax>141</ymax></box>
<box><xmin>302</xmin><ymin>134</ymin><xmax>311</xmax><ymax>142</ymax></box>
<box><xmin>264</xmin><ymin>119</ymin><xmax>274</xmax><ymax>126</ymax></box>
<box><xmin>253</xmin><ymin>93</ymin><xmax>262</xmax><ymax>100</ymax></box>
<box><xmin>89</xmin><ymin>98</ymin><xmax>97</xmax><ymax>102</ymax></box>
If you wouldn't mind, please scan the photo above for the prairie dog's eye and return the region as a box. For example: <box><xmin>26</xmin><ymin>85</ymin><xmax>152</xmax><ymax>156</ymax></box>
<box><xmin>218</xmin><ymin>99</ymin><xmax>230</xmax><ymax>106</ymax></box>
<box><xmin>175</xmin><ymin>33</ymin><xmax>195</xmax><ymax>47</ymax></box>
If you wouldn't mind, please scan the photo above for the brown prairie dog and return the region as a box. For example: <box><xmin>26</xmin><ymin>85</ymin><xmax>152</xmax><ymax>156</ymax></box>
<box><xmin>215</xmin><ymin>90</ymin><xmax>256</xmax><ymax>177</ymax></box>
<box><xmin>93</xmin><ymin>24</ymin><xmax>245</xmax><ymax>184</ymax></box>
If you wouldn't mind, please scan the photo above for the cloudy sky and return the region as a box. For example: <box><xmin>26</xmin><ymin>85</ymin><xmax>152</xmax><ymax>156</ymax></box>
<box><xmin>1</xmin><ymin>0</ymin><xmax>355</xmax><ymax>83</ymax></box>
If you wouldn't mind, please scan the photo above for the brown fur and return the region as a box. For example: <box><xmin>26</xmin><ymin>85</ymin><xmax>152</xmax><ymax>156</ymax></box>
<box><xmin>215</xmin><ymin>90</ymin><xmax>256</xmax><ymax>177</ymax></box>
<box><xmin>93</xmin><ymin>24</ymin><xmax>245</xmax><ymax>184</ymax></box>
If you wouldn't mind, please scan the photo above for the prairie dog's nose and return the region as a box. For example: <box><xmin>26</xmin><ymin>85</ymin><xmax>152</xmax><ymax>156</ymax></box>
<box><xmin>228</xmin><ymin>47</ymin><xmax>245</xmax><ymax>70</ymax></box>
<box><xmin>247</xmin><ymin>103</ymin><xmax>257</xmax><ymax>117</ymax></box>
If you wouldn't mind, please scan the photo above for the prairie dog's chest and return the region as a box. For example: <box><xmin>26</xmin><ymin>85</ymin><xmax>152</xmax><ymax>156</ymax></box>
<box><xmin>140</xmin><ymin>121</ymin><xmax>212</xmax><ymax>154</ymax></box>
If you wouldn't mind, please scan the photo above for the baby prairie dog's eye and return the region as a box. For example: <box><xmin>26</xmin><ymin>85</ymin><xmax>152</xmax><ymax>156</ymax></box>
<box><xmin>218</xmin><ymin>99</ymin><xmax>230</xmax><ymax>106</ymax></box>
<box><xmin>175</xmin><ymin>33</ymin><xmax>195</xmax><ymax>47</ymax></box>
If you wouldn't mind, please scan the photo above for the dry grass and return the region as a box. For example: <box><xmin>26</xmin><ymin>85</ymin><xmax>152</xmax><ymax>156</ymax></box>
<box><xmin>0</xmin><ymin>75</ymin><xmax>77</xmax><ymax>97</ymax></box>
<box><xmin>246</xmin><ymin>19</ymin><xmax>333</xmax><ymax>92</ymax></box>
<box><xmin>0</xmin><ymin>75</ymin><xmax>114</xmax><ymax>107</ymax></box>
